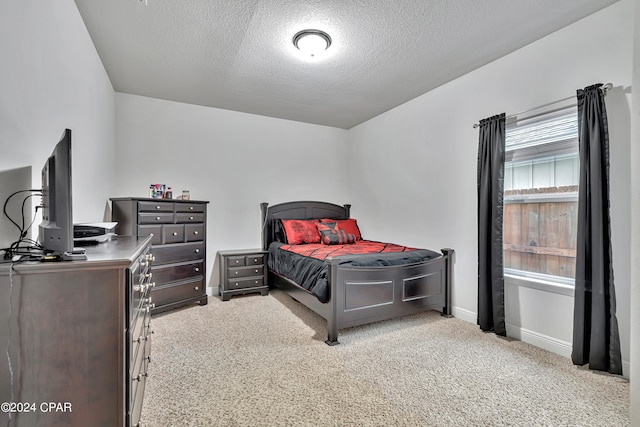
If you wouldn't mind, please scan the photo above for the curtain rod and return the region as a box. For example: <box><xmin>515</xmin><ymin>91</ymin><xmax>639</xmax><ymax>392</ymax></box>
<box><xmin>472</xmin><ymin>83</ymin><xmax>613</xmax><ymax>129</ymax></box>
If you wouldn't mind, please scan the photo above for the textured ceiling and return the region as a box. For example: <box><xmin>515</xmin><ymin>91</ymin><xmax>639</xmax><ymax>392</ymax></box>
<box><xmin>74</xmin><ymin>0</ymin><xmax>619</xmax><ymax>129</ymax></box>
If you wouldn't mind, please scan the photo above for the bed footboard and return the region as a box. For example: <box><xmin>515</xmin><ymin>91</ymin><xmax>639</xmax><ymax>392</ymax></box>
<box><xmin>324</xmin><ymin>248</ymin><xmax>454</xmax><ymax>345</ymax></box>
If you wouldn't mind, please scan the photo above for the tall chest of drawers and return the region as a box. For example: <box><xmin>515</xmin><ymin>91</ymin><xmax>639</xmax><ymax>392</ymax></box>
<box><xmin>111</xmin><ymin>197</ymin><xmax>209</xmax><ymax>314</ymax></box>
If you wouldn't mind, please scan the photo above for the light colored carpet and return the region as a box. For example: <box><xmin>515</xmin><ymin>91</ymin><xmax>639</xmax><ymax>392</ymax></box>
<box><xmin>141</xmin><ymin>289</ymin><xmax>629</xmax><ymax>426</ymax></box>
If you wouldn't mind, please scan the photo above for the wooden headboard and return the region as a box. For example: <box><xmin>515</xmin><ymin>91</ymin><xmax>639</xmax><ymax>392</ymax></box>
<box><xmin>260</xmin><ymin>201</ymin><xmax>351</xmax><ymax>250</ymax></box>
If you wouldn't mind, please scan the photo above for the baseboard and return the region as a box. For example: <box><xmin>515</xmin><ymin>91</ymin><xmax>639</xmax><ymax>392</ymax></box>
<box><xmin>506</xmin><ymin>323</ymin><xmax>572</xmax><ymax>358</ymax></box>
<box><xmin>451</xmin><ymin>306</ymin><xmax>477</xmax><ymax>324</ymax></box>
<box><xmin>451</xmin><ymin>306</ymin><xmax>573</xmax><ymax>358</ymax></box>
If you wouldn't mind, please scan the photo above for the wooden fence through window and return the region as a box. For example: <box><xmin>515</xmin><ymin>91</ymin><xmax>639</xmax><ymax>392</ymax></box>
<box><xmin>503</xmin><ymin>187</ymin><xmax>578</xmax><ymax>278</ymax></box>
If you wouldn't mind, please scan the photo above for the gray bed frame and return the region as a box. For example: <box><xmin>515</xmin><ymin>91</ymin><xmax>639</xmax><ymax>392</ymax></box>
<box><xmin>261</xmin><ymin>201</ymin><xmax>454</xmax><ymax>345</ymax></box>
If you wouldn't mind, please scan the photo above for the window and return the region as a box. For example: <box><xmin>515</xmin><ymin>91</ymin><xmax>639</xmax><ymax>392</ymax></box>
<box><xmin>503</xmin><ymin>109</ymin><xmax>578</xmax><ymax>282</ymax></box>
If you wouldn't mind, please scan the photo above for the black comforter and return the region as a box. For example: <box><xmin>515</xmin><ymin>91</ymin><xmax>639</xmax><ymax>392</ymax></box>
<box><xmin>268</xmin><ymin>241</ymin><xmax>441</xmax><ymax>303</ymax></box>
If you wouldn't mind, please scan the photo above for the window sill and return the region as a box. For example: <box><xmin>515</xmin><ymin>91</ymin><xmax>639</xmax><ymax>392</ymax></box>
<box><xmin>504</xmin><ymin>272</ymin><xmax>574</xmax><ymax>297</ymax></box>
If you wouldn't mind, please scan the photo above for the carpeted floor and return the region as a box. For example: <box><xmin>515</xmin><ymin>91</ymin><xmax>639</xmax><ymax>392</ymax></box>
<box><xmin>141</xmin><ymin>289</ymin><xmax>629</xmax><ymax>426</ymax></box>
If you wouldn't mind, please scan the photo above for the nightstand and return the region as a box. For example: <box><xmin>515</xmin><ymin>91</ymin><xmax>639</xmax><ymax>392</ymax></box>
<box><xmin>218</xmin><ymin>249</ymin><xmax>268</xmax><ymax>301</ymax></box>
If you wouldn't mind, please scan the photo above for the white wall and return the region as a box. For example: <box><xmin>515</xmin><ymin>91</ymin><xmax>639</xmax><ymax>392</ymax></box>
<box><xmin>0</xmin><ymin>0</ymin><xmax>116</xmax><ymax>225</ymax></box>
<box><xmin>114</xmin><ymin>93</ymin><xmax>350</xmax><ymax>291</ymax></box>
<box><xmin>629</xmin><ymin>0</ymin><xmax>640</xmax><ymax>422</ymax></box>
<box><xmin>348</xmin><ymin>0</ymin><xmax>634</xmax><ymax>375</ymax></box>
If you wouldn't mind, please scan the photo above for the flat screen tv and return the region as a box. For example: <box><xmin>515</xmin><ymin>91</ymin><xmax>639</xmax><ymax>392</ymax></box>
<box><xmin>38</xmin><ymin>129</ymin><xmax>86</xmax><ymax>260</ymax></box>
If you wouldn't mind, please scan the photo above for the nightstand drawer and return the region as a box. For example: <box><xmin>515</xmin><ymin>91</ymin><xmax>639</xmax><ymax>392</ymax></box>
<box><xmin>185</xmin><ymin>224</ymin><xmax>205</xmax><ymax>242</ymax></box>
<box><xmin>227</xmin><ymin>256</ymin><xmax>245</xmax><ymax>267</ymax></box>
<box><xmin>227</xmin><ymin>276</ymin><xmax>265</xmax><ymax>290</ymax></box>
<box><xmin>152</xmin><ymin>261</ymin><xmax>204</xmax><ymax>286</ymax></box>
<box><xmin>246</xmin><ymin>254</ymin><xmax>264</xmax><ymax>266</ymax></box>
<box><xmin>163</xmin><ymin>224</ymin><xmax>184</xmax><ymax>244</ymax></box>
<box><xmin>228</xmin><ymin>265</ymin><xmax>264</xmax><ymax>279</ymax></box>
<box><xmin>152</xmin><ymin>278</ymin><xmax>205</xmax><ymax>306</ymax></box>
<box><xmin>176</xmin><ymin>212</ymin><xmax>205</xmax><ymax>223</ymax></box>
<box><xmin>139</xmin><ymin>212</ymin><xmax>174</xmax><ymax>224</ymax></box>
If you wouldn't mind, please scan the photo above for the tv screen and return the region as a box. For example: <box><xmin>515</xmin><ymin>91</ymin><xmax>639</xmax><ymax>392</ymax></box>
<box><xmin>38</xmin><ymin>129</ymin><xmax>85</xmax><ymax>260</ymax></box>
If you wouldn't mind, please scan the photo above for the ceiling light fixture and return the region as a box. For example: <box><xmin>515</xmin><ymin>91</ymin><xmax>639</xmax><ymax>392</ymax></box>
<box><xmin>293</xmin><ymin>30</ymin><xmax>332</xmax><ymax>58</ymax></box>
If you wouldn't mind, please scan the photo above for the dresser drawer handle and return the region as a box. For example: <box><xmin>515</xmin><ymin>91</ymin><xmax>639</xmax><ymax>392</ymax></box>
<box><xmin>255</xmin><ymin>269</ymin><xmax>259</xmax><ymax>273</ymax></box>
<box><xmin>195</xmin><ymin>249</ymin><xmax>200</xmax><ymax>254</ymax></box>
<box><xmin>234</xmin><ymin>282</ymin><xmax>239</xmax><ymax>287</ymax></box>
<box><xmin>235</xmin><ymin>271</ymin><xmax>239</xmax><ymax>275</ymax></box>
<box><xmin>194</xmin><ymin>267</ymin><xmax>200</xmax><ymax>273</ymax></box>
<box><xmin>189</xmin><ymin>216</ymin><xmax>194</xmax><ymax>220</ymax></box>
<box><xmin>254</xmin><ymin>258</ymin><xmax>258</xmax><ymax>262</ymax></box>
<box><xmin>234</xmin><ymin>260</ymin><xmax>240</xmax><ymax>264</ymax></box>
<box><xmin>189</xmin><ymin>206</ymin><xmax>194</xmax><ymax>210</ymax></box>
<box><xmin>155</xmin><ymin>216</ymin><xmax>161</xmax><ymax>221</ymax></box>
<box><xmin>172</xmin><ymin>232</ymin><xmax>178</xmax><ymax>236</ymax></box>
<box><xmin>193</xmin><ymin>231</ymin><xmax>199</xmax><ymax>235</ymax></box>
<box><xmin>194</xmin><ymin>286</ymin><xmax>199</xmax><ymax>291</ymax></box>
<box><xmin>155</xmin><ymin>205</ymin><xmax>161</xmax><ymax>210</ymax></box>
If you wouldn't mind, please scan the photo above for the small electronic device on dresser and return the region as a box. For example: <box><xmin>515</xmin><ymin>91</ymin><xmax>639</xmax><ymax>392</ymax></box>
<box><xmin>110</xmin><ymin>197</ymin><xmax>209</xmax><ymax>314</ymax></box>
<box><xmin>218</xmin><ymin>248</ymin><xmax>269</xmax><ymax>301</ymax></box>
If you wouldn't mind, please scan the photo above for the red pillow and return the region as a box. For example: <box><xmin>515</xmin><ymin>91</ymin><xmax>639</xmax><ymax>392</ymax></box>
<box><xmin>320</xmin><ymin>218</ymin><xmax>362</xmax><ymax>240</ymax></box>
<box><xmin>281</xmin><ymin>219</ymin><xmax>320</xmax><ymax>244</ymax></box>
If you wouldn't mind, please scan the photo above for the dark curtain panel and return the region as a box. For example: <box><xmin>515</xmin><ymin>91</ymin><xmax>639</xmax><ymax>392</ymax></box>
<box><xmin>572</xmin><ymin>84</ymin><xmax>622</xmax><ymax>375</ymax></box>
<box><xmin>477</xmin><ymin>113</ymin><xmax>507</xmax><ymax>336</ymax></box>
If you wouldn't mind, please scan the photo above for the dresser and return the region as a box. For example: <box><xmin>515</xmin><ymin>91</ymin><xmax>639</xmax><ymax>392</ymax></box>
<box><xmin>0</xmin><ymin>236</ymin><xmax>153</xmax><ymax>427</ymax></box>
<box><xmin>111</xmin><ymin>197</ymin><xmax>209</xmax><ymax>314</ymax></box>
<box><xmin>218</xmin><ymin>248</ymin><xmax>269</xmax><ymax>301</ymax></box>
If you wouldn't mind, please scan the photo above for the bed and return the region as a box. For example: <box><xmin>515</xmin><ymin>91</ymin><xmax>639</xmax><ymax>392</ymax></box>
<box><xmin>261</xmin><ymin>201</ymin><xmax>454</xmax><ymax>345</ymax></box>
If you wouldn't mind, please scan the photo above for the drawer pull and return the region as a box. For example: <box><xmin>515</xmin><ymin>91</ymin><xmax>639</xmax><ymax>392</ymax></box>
<box><xmin>155</xmin><ymin>216</ymin><xmax>161</xmax><ymax>221</ymax></box>
<box><xmin>234</xmin><ymin>260</ymin><xmax>239</xmax><ymax>264</ymax></box>
<box><xmin>133</xmin><ymin>372</ymin><xmax>148</xmax><ymax>382</ymax></box>
<box><xmin>189</xmin><ymin>206</ymin><xmax>194</xmax><ymax>210</ymax></box>
<box><xmin>235</xmin><ymin>271</ymin><xmax>239</xmax><ymax>275</ymax></box>
<box><xmin>195</xmin><ymin>249</ymin><xmax>200</xmax><ymax>253</ymax></box>
<box><xmin>255</xmin><ymin>269</ymin><xmax>259</xmax><ymax>273</ymax></box>
<box><xmin>194</xmin><ymin>267</ymin><xmax>200</xmax><ymax>273</ymax></box>
<box><xmin>172</xmin><ymin>232</ymin><xmax>178</xmax><ymax>236</ymax></box>
<box><xmin>194</xmin><ymin>286</ymin><xmax>199</xmax><ymax>291</ymax></box>
<box><xmin>189</xmin><ymin>216</ymin><xmax>194</xmax><ymax>220</ymax></box>
<box><xmin>254</xmin><ymin>258</ymin><xmax>258</xmax><ymax>262</ymax></box>
<box><xmin>193</xmin><ymin>231</ymin><xmax>199</xmax><ymax>235</ymax></box>
<box><xmin>234</xmin><ymin>283</ymin><xmax>239</xmax><ymax>287</ymax></box>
